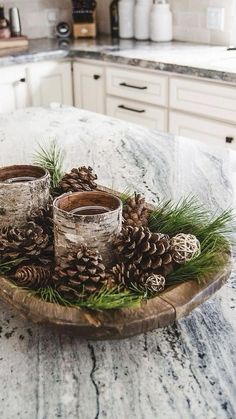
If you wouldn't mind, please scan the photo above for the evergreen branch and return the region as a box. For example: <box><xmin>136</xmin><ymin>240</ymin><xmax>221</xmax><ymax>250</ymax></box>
<box><xmin>0</xmin><ymin>258</ymin><xmax>27</xmax><ymax>275</ymax></box>
<box><xmin>33</xmin><ymin>139</ymin><xmax>64</xmax><ymax>188</ymax></box>
<box><xmin>34</xmin><ymin>285</ymin><xmax>143</xmax><ymax>310</ymax></box>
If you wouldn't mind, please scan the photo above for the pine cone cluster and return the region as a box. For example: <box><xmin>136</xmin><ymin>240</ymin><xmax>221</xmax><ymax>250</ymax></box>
<box><xmin>15</xmin><ymin>265</ymin><xmax>51</xmax><ymax>289</ymax></box>
<box><xmin>0</xmin><ymin>221</ymin><xmax>49</xmax><ymax>263</ymax></box>
<box><xmin>53</xmin><ymin>245</ymin><xmax>106</xmax><ymax>301</ymax></box>
<box><xmin>123</xmin><ymin>193</ymin><xmax>149</xmax><ymax>227</ymax></box>
<box><xmin>58</xmin><ymin>166</ymin><xmax>97</xmax><ymax>194</ymax></box>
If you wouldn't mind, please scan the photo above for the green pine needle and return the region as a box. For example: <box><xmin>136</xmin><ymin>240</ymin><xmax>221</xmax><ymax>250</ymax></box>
<box><xmin>33</xmin><ymin>139</ymin><xmax>64</xmax><ymax>188</ymax></box>
<box><xmin>34</xmin><ymin>285</ymin><xmax>143</xmax><ymax>311</ymax></box>
<box><xmin>0</xmin><ymin>258</ymin><xmax>27</xmax><ymax>275</ymax></box>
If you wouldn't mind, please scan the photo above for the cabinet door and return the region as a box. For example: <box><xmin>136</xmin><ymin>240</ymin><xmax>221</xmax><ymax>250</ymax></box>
<box><xmin>107</xmin><ymin>96</ymin><xmax>168</xmax><ymax>131</ymax></box>
<box><xmin>0</xmin><ymin>65</ymin><xmax>29</xmax><ymax>113</ymax></box>
<box><xmin>73</xmin><ymin>62</ymin><xmax>105</xmax><ymax>114</ymax></box>
<box><xmin>27</xmin><ymin>61</ymin><xmax>73</xmax><ymax>106</ymax></box>
<box><xmin>169</xmin><ymin>111</ymin><xmax>236</xmax><ymax>149</ymax></box>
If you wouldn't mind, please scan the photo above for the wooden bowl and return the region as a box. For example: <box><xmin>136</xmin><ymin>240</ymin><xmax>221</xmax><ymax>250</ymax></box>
<box><xmin>0</xmin><ymin>186</ymin><xmax>231</xmax><ymax>340</ymax></box>
<box><xmin>0</xmin><ymin>263</ymin><xmax>231</xmax><ymax>340</ymax></box>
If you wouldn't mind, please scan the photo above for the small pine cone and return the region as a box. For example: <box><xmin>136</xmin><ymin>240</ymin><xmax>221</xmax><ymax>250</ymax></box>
<box><xmin>0</xmin><ymin>221</ymin><xmax>49</xmax><ymax>263</ymax></box>
<box><xmin>123</xmin><ymin>193</ymin><xmax>149</xmax><ymax>227</ymax></box>
<box><xmin>15</xmin><ymin>265</ymin><xmax>51</xmax><ymax>289</ymax></box>
<box><xmin>112</xmin><ymin>262</ymin><xmax>143</xmax><ymax>288</ymax></box>
<box><xmin>58</xmin><ymin>166</ymin><xmax>97</xmax><ymax>194</ymax></box>
<box><xmin>30</xmin><ymin>203</ymin><xmax>53</xmax><ymax>239</ymax></box>
<box><xmin>53</xmin><ymin>245</ymin><xmax>106</xmax><ymax>301</ymax></box>
<box><xmin>113</xmin><ymin>226</ymin><xmax>172</xmax><ymax>274</ymax></box>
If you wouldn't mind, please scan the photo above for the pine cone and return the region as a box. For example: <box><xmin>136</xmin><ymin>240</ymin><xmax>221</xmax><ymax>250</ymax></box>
<box><xmin>112</xmin><ymin>263</ymin><xmax>166</xmax><ymax>294</ymax></box>
<box><xmin>58</xmin><ymin>166</ymin><xmax>97</xmax><ymax>194</ymax></box>
<box><xmin>113</xmin><ymin>226</ymin><xmax>173</xmax><ymax>275</ymax></box>
<box><xmin>53</xmin><ymin>245</ymin><xmax>106</xmax><ymax>301</ymax></box>
<box><xmin>30</xmin><ymin>203</ymin><xmax>53</xmax><ymax>239</ymax></box>
<box><xmin>15</xmin><ymin>265</ymin><xmax>51</xmax><ymax>289</ymax></box>
<box><xmin>0</xmin><ymin>221</ymin><xmax>49</xmax><ymax>263</ymax></box>
<box><xmin>123</xmin><ymin>193</ymin><xmax>149</xmax><ymax>227</ymax></box>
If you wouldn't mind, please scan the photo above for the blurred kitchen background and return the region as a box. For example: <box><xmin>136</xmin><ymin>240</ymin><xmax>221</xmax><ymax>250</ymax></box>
<box><xmin>2</xmin><ymin>0</ymin><xmax>236</xmax><ymax>45</ymax></box>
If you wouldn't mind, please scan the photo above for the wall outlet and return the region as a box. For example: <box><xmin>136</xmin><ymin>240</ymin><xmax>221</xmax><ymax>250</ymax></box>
<box><xmin>207</xmin><ymin>7</ymin><xmax>225</xmax><ymax>31</ymax></box>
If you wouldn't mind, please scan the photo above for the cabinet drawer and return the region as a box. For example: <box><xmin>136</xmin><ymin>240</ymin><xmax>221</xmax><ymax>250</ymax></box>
<box><xmin>106</xmin><ymin>67</ymin><xmax>168</xmax><ymax>106</ymax></box>
<box><xmin>169</xmin><ymin>111</ymin><xmax>236</xmax><ymax>149</ymax></box>
<box><xmin>106</xmin><ymin>96</ymin><xmax>168</xmax><ymax>131</ymax></box>
<box><xmin>170</xmin><ymin>77</ymin><xmax>236</xmax><ymax>124</ymax></box>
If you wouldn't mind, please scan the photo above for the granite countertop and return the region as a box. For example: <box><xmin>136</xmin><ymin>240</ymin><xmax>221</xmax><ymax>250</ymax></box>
<box><xmin>0</xmin><ymin>106</ymin><xmax>236</xmax><ymax>419</ymax></box>
<box><xmin>0</xmin><ymin>36</ymin><xmax>236</xmax><ymax>83</ymax></box>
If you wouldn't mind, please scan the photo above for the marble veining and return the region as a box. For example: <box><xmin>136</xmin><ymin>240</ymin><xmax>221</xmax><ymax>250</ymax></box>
<box><xmin>0</xmin><ymin>106</ymin><xmax>236</xmax><ymax>419</ymax></box>
<box><xmin>0</xmin><ymin>36</ymin><xmax>236</xmax><ymax>84</ymax></box>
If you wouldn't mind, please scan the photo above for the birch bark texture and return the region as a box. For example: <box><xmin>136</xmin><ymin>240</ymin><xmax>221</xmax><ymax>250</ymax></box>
<box><xmin>0</xmin><ymin>165</ymin><xmax>51</xmax><ymax>228</ymax></box>
<box><xmin>53</xmin><ymin>191</ymin><xmax>123</xmax><ymax>266</ymax></box>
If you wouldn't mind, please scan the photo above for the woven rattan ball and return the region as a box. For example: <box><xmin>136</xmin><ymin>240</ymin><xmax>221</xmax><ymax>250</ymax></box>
<box><xmin>170</xmin><ymin>233</ymin><xmax>201</xmax><ymax>265</ymax></box>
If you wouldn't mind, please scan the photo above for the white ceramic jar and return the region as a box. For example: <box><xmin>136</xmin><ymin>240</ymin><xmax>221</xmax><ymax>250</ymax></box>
<box><xmin>134</xmin><ymin>0</ymin><xmax>152</xmax><ymax>41</ymax></box>
<box><xmin>150</xmin><ymin>0</ymin><xmax>173</xmax><ymax>42</ymax></box>
<box><xmin>118</xmin><ymin>0</ymin><xmax>135</xmax><ymax>39</ymax></box>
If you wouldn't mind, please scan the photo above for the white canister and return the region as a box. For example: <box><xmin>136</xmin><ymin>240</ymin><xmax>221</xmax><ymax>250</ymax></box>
<box><xmin>150</xmin><ymin>0</ymin><xmax>173</xmax><ymax>42</ymax></box>
<box><xmin>118</xmin><ymin>0</ymin><xmax>135</xmax><ymax>39</ymax></box>
<box><xmin>134</xmin><ymin>0</ymin><xmax>152</xmax><ymax>41</ymax></box>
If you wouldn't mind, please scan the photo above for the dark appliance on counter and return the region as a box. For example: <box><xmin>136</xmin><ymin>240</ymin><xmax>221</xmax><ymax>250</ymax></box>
<box><xmin>72</xmin><ymin>0</ymin><xmax>97</xmax><ymax>38</ymax></box>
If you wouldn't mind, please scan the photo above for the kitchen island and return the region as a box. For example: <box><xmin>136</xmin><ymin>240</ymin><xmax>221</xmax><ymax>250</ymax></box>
<box><xmin>0</xmin><ymin>106</ymin><xmax>236</xmax><ymax>419</ymax></box>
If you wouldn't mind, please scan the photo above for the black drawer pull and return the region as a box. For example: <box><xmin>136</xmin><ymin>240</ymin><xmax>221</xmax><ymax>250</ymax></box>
<box><xmin>93</xmin><ymin>74</ymin><xmax>101</xmax><ymax>80</ymax></box>
<box><xmin>226</xmin><ymin>136</ymin><xmax>234</xmax><ymax>143</ymax></box>
<box><xmin>20</xmin><ymin>78</ymin><xmax>26</xmax><ymax>83</ymax></box>
<box><xmin>120</xmin><ymin>82</ymin><xmax>147</xmax><ymax>90</ymax></box>
<box><xmin>118</xmin><ymin>105</ymin><xmax>146</xmax><ymax>113</ymax></box>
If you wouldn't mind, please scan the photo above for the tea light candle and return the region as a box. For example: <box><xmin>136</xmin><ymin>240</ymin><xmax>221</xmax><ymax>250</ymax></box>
<box><xmin>53</xmin><ymin>191</ymin><xmax>123</xmax><ymax>267</ymax></box>
<box><xmin>0</xmin><ymin>165</ymin><xmax>51</xmax><ymax>227</ymax></box>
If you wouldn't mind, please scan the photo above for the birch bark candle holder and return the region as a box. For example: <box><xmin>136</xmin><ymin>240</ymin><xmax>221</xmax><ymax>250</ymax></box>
<box><xmin>0</xmin><ymin>165</ymin><xmax>51</xmax><ymax>227</ymax></box>
<box><xmin>53</xmin><ymin>191</ymin><xmax>123</xmax><ymax>266</ymax></box>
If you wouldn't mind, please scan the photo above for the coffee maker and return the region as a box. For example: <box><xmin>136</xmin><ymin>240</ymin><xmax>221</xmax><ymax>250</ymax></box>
<box><xmin>72</xmin><ymin>0</ymin><xmax>97</xmax><ymax>38</ymax></box>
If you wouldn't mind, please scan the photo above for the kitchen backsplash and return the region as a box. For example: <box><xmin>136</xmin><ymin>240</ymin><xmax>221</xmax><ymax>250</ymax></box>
<box><xmin>2</xmin><ymin>0</ymin><xmax>236</xmax><ymax>45</ymax></box>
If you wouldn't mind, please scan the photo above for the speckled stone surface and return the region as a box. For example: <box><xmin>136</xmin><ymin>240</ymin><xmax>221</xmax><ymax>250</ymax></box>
<box><xmin>0</xmin><ymin>106</ymin><xmax>236</xmax><ymax>419</ymax></box>
<box><xmin>0</xmin><ymin>36</ymin><xmax>236</xmax><ymax>83</ymax></box>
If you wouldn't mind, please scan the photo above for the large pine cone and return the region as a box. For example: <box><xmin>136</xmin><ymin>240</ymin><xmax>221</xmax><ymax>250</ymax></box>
<box><xmin>113</xmin><ymin>226</ymin><xmax>173</xmax><ymax>275</ymax></box>
<box><xmin>53</xmin><ymin>245</ymin><xmax>106</xmax><ymax>301</ymax></box>
<box><xmin>0</xmin><ymin>221</ymin><xmax>49</xmax><ymax>263</ymax></box>
<box><xmin>58</xmin><ymin>166</ymin><xmax>97</xmax><ymax>194</ymax></box>
<box><xmin>15</xmin><ymin>265</ymin><xmax>51</xmax><ymax>289</ymax></box>
<box><xmin>112</xmin><ymin>263</ymin><xmax>166</xmax><ymax>294</ymax></box>
<box><xmin>123</xmin><ymin>193</ymin><xmax>149</xmax><ymax>227</ymax></box>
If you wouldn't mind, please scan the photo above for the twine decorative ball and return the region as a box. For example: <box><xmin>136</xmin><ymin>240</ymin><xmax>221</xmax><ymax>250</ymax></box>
<box><xmin>144</xmin><ymin>274</ymin><xmax>166</xmax><ymax>293</ymax></box>
<box><xmin>170</xmin><ymin>233</ymin><xmax>201</xmax><ymax>265</ymax></box>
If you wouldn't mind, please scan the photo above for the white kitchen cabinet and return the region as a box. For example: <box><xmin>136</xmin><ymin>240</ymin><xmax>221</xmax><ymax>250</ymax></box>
<box><xmin>107</xmin><ymin>96</ymin><xmax>168</xmax><ymax>131</ymax></box>
<box><xmin>0</xmin><ymin>65</ymin><xmax>29</xmax><ymax>113</ymax></box>
<box><xmin>106</xmin><ymin>66</ymin><xmax>168</xmax><ymax>107</ymax></box>
<box><xmin>73</xmin><ymin>62</ymin><xmax>105</xmax><ymax>114</ymax></box>
<box><xmin>170</xmin><ymin>77</ymin><xmax>236</xmax><ymax>124</ymax></box>
<box><xmin>26</xmin><ymin>61</ymin><xmax>73</xmax><ymax>107</ymax></box>
<box><xmin>169</xmin><ymin>111</ymin><xmax>236</xmax><ymax>149</ymax></box>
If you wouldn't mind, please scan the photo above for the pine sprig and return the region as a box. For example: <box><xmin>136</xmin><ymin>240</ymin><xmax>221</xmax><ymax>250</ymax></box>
<box><xmin>0</xmin><ymin>258</ymin><xmax>27</xmax><ymax>275</ymax></box>
<box><xmin>35</xmin><ymin>285</ymin><xmax>142</xmax><ymax>310</ymax></box>
<box><xmin>33</xmin><ymin>140</ymin><xmax>64</xmax><ymax>188</ymax></box>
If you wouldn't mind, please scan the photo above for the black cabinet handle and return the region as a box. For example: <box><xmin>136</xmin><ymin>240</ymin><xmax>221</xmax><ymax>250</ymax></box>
<box><xmin>20</xmin><ymin>78</ymin><xmax>26</xmax><ymax>83</ymax></box>
<box><xmin>93</xmin><ymin>74</ymin><xmax>101</xmax><ymax>80</ymax></box>
<box><xmin>120</xmin><ymin>82</ymin><xmax>147</xmax><ymax>90</ymax></box>
<box><xmin>118</xmin><ymin>105</ymin><xmax>146</xmax><ymax>114</ymax></box>
<box><xmin>226</xmin><ymin>136</ymin><xmax>234</xmax><ymax>143</ymax></box>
